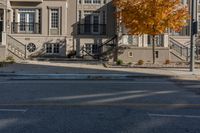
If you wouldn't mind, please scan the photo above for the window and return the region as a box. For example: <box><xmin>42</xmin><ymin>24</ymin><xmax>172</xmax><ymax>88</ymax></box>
<box><xmin>93</xmin><ymin>0</ymin><xmax>101</xmax><ymax>4</ymax></box>
<box><xmin>53</xmin><ymin>44</ymin><xmax>60</xmax><ymax>53</ymax></box>
<box><xmin>84</xmin><ymin>0</ymin><xmax>92</xmax><ymax>3</ymax></box>
<box><xmin>50</xmin><ymin>9</ymin><xmax>59</xmax><ymax>29</ymax></box>
<box><xmin>84</xmin><ymin>0</ymin><xmax>101</xmax><ymax>4</ymax></box>
<box><xmin>84</xmin><ymin>11</ymin><xmax>100</xmax><ymax>34</ymax></box>
<box><xmin>13</xmin><ymin>8</ymin><xmax>41</xmax><ymax>34</ymax></box>
<box><xmin>46</xmin><ymin>43</ymin><xmax>60</xmax><ymax>54</ymax></box>
<box><xmin>46</xmin><ymin>43</ymin><xmax>53</xmax><ymax>53</ymax></box>
<box><xmin>18</xmin><ymin>9</ymin><xmax>36</xmax><ymax>33</ymax></box>
<box><xmin>128</xmin><ymin>36</ymin><xmax>133</xmax><ymax>44</ymax></box>
<box><xmin>85</xmin><ymin>44</ymin><xmax>98</xmax><ymax>54</ymax></box>
<box><xmin>123</xmin><ymin>35</ymin><xmax>138</xmax><ymax>45</ymax></box>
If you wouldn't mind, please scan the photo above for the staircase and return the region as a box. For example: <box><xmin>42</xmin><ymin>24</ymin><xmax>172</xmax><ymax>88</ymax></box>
<box><xmin>80</xmin><ymin>35</ymin><xmax>117</xmax><ymax>61</ymax></box>
<box><xmin>169</xmin><ymin>37</ymin><xmax>189</xmax><ymax>61</ymax></box>
<box><xmin>7</xmin><ymin>35</ymin><xmax>26</xmax><ymax>60</ymax></box>
<box><xmin>98</xmin><ymin>35</ymin><xmax>117</xmax><ymax>60</ymax></box>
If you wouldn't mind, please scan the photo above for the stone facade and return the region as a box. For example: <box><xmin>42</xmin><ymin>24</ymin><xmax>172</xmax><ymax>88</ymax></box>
<box><xmin>0</xmin><ymin>0</ymin><xmax>195</xmax><ymax>63</ymax></box>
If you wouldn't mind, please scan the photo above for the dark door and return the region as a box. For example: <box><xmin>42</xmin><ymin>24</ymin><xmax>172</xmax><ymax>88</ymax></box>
<box><xmin>0</xmin><ymin>21</ymin><xmax>3</xmax><ymax>42</ymax></box>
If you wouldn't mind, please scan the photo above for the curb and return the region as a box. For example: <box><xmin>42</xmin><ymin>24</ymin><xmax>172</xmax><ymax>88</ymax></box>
<box><xmin>0</xmin><ymin>73</ymin><xmax>171</xmax><ymax>80</ymax></box>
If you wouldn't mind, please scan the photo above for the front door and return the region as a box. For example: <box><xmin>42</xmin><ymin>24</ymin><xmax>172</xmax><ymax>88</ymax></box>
<box><xmin>0</xmin><ymin>21</ymin><xmax>3</xmax><ymax>42</ymax></box>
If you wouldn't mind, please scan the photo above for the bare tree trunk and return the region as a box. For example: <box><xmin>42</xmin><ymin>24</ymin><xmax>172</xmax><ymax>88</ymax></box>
<box><xmin>152</xmin><ymin>35</ymin><xmax>156</xmax><ymax>64</ymax></box>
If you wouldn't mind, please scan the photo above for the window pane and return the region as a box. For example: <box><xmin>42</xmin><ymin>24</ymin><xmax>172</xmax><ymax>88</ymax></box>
<box><xmin>46</xmin><ymin>44</ymin><xmax>52</xmax><ymax>53</ymax></box>
<box><xmin>53</xmin><ymin>44</ymin><xmax>60</xmax><ymax>53</ymax></box>
<box><xmin>19</xmin><ymin>13</ymin><xmax>26</xmax><ymax>31</ymax></box>
<box><xmin>51</xmin><ymin>9</ymin><xmax>59</xmax><ymax>28</ymax></box>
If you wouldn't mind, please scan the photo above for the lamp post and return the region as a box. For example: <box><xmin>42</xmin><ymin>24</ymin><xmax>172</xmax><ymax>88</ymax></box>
<box><xmin>190</xmin><ymin>0</ymin><xmax>197</xmax><ymax>72</ymax></box>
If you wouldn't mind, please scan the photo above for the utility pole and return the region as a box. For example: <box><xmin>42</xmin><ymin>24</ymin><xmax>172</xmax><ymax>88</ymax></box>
<box><xmin>190</xmin><ymin>0</ymin><xmax>197</xmax><ymax>72</ymax></box>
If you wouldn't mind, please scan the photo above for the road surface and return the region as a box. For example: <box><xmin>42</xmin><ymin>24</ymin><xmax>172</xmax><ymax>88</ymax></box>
<box><xmin>0</xmin><ymin>78</ymin><xmax>199</xmax><ymax>133</ymax></box>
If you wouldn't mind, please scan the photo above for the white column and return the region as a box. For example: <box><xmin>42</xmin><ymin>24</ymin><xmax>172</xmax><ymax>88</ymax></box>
<box><xmin>35</xmin><ymin>9</ymin><xmax>39</xmax><ymax>23</ymax></box>
<box><xmin>35</xmin><ymin>9</ymin><xmax>39</xmax><ymax>33</ymax></box>
<box><xmin>15</xmin><ymin>9</ymin><xmax>19</xmax><ymax>33</ymax></box>
<box><xmin>1</xmin><ymin>9</ymin><xmax>6</xmax><ymax>45</ymax></box>
<box><xmin>1</xmin><ymin>32</ymin><xmax>6</xmax><ymax>45</ymax></box>
<box><xmin>163</xmin><ymin>33</ymin><xmax>169</xmax><ymax>48</ymax></box>
<box><xmin>143</xmin><ymin>34</ymin><xmax>148</xmax><ymax>47</ymax></box>
<box><xmin>3</xmin><ymin>9</ymin><xmax>6</xmax><ymax>32</ymax></box>
<box><xmin>137</xmin><ymin>36</ymin><xmax>143</xmax><ymax>47</ymax></box>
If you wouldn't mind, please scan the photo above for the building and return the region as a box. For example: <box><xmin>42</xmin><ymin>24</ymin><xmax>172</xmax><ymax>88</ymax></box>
<box><xmin>0</xmin><ymin>0</ymin><xmax>197</xmax><ymax>63</ymax></box>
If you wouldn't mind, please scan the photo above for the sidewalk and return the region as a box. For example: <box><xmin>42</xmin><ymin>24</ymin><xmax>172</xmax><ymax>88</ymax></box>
<box><xmin>0</xmin><ymin>60</ymin><xmax>199</xmax><ymax>80</ymax></box>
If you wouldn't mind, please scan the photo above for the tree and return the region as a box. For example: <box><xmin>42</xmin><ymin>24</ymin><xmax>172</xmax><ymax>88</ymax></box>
<box><xmin>114</xmin><ymin>0</ymin><xmax>189</xmax><ymax>64</ymax></box>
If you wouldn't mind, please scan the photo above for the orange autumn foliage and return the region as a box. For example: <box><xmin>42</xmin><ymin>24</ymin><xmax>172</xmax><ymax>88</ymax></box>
<box><xmin>113</xmin><ymin>0</ymin><xmax>190</xmax><ymax>36</ymax></box>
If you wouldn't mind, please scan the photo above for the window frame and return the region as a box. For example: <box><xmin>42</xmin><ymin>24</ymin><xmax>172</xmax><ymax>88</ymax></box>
<box><xmin>50</xmin><ymin>8</ymin><xmax>60</xmax><ymax>29</ymax></box>
<box><xmin>83</xmin><ymin>0</ymin><xmax>101</xmax><ymax>4</ymax></box>
<box><xmin>18</xmin><ymin>9</ymin><xmax>36</xmax><ymax>33</ymax></box>
<box><xmin>46</xmin><ymin>43</ymin><xmax>60</xmax><ymax>54</ymax></box>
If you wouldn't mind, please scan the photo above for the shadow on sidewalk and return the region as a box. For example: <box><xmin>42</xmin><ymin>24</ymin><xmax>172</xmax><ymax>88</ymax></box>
<box><xmin>0</xmin><ymin>62</ymin><xmax>171</xmax><ymax>76</ymax></box>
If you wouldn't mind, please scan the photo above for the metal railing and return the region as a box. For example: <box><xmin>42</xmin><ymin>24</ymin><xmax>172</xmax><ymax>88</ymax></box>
<box><xmin>11</xmin><ymin>22</ymin><xmax>40</xmax><ymax>34</ymax></box>
<box><xmin>169</xmin><ymin>37</ymin><xmax>189</xmax><ymax>60</ymax></box>
<box><xmin>7</xmin><ymin>34</ymin><xmax>26</xmax><ymax>59</ymax></box>
<box><xmin>77</xmin><ymin>24</ymin><xmax>106</xmax><ymax>35</ymax></box>
<box><xmin>80</xmin><ymin>36</ymin><xmax>117</xmax><ymax>60</ymax></box>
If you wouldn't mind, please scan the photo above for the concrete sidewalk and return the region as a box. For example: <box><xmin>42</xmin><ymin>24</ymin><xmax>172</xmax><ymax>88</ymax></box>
<box><xmin>0</xmin><ymin>60</ymin><xmax>199</xmax><ymax>80</ymax></box>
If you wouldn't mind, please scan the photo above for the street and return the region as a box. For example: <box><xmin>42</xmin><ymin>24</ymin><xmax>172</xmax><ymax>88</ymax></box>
<box><xmin>0</xmin><ymin>78</ymin><xmax>200</xmax><ymax>133</ymax></box>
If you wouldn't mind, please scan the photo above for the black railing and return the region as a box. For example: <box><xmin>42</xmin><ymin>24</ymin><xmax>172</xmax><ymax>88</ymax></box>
<box><xmin>77</xmin><ymin>24</ymin><xmax>106</xmax><ymax>35</ymax></box>
<box><xmin>11</xmin><ymin>22</ymin><xmax>40</xmax><ymax>34</ymax></box>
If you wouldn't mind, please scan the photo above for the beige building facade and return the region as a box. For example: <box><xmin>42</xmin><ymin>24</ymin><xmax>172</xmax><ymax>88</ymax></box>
<box><xmin>0</xmin><ymin>0</ymin><xmax>196</xmax><ymax>63</ymax></box>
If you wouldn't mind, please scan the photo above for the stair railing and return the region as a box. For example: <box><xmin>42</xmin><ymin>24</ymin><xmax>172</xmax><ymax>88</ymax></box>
<box><xmin>7</xmin><ymin>35</ymin><xmax>26</xmax><ymax>59</ymax></box>
<box><xmin>169</xmin><ymin>37</ymin><xmax>189</xmax><ymax>60</ymax></box>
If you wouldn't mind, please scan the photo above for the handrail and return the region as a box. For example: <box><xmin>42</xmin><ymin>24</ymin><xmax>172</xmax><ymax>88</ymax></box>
<box><xmin>98</xmin><ymin>35</ymin><xmax>117</xmax><ymax>48</ymax></box>
<box><xmin>169</xmin><ymin>37</ymin><xmax>188</xmax><ymax>48</ymax></box>
<box><xmin>80</xmin><ymin>46</ymin><xmax>99</xmax><ymax>59</ymax></box>
<box><xmin>169</xmin><ymin>37</ymin><xmax>189</xmax><ymax>60</ymax></box>
<box><xmin>80</xmin><ymin>35</ymin><xmax>117</xmax><ymax>60</ymax></box>
<box><xmin>7</xmin><ymin>34</ymin><xmax>26</xmax><ymax>47</ymax></box>
<box><xmin>7</xmin><ymin>34</ymin><xmax>26</xmax><ymax>59</ymax></box>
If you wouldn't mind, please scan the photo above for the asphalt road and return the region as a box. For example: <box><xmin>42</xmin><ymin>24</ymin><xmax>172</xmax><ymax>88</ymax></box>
<box><xmin>0</xmin><ymin>79</ymin><xmax>200</xmax><ymax>133</ymax></box>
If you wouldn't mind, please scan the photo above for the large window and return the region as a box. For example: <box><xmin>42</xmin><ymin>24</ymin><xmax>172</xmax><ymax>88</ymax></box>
<box><xmin>18</xmin><ymin>9</ymin><xmax>36</xmax><ymax>33</ymax></box>
<box><xmin>84</xmin><ymin>11</ymin><xmax>100</xmax><ymax>34</ymax></box>
<box><xmin>50</xmin><ymin>9</ymin><xmax>59</xmax><ymax>29</ymax></box>
<box><xmin>46</xmin><ymin>43</ymin><xmax>60</xmax><ymax>54</ymax></box>
<box><xmin>12</xmin><ymin>9</ymin><xmax>40</xmax><ymax>34</ymax></box>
